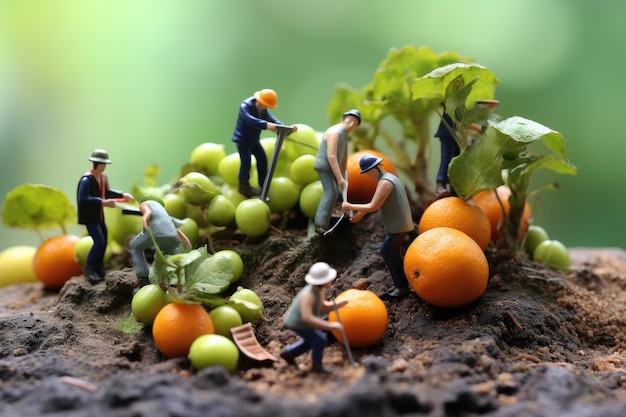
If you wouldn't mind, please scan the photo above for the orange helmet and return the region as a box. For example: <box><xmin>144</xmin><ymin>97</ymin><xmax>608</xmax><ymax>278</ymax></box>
<box><xmin>254</xmin><ymin>89</ymin><xmax>278</xmax><ymax>108</ymax></box>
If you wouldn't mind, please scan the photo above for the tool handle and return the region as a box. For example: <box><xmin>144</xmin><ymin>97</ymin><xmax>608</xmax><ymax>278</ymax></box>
<box><xmin>333</xmin><ymin>300</ymin><xmax>357</xmax><ymax>365</ymax></box>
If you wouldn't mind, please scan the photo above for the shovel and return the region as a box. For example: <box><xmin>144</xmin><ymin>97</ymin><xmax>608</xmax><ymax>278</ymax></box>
<box><xmin>261</xmin><ymin>124</ymin><xmax>296</xmax><ymax>202</ymax></box>
<box><xmin>333</xmin><ymin>300</ymin><xmax>357</xmax><ymax>366</ymax></box>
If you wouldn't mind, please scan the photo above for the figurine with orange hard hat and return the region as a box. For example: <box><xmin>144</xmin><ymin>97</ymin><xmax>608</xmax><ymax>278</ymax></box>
<box><xmin>231</xmin><ymin>89</ymin><xmax>297</xmax><ymax>197</ymax></box>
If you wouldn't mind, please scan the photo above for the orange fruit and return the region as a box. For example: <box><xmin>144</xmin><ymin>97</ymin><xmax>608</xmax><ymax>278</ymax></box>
<box><xmin>403</xmin><ymin>227</ymin><xmax>489</xmax><ymax>308</ymax></box>
<box><xmin>346</xmin><ymin>149</ymin><xmax>398</xmax><ymax>203</ymax></box>
<box><xmin>328</xmin><ymin>289</ymin><xmax>388</xmax><ymax>348</ymax></box>
<box><xmin>472</xmin><ymin>186</ymin><xmax>531</xmax><ymax>242</ymax></box>
<box><xmin>152</xmin><ymin>303</ymin><xmax>215</xmax><ymax>358</ymax></box>
<box><xmin>418</xmin><ymin>196</ymin><xmax>491</xmax><ymax>250</ymax></box>
<box><xmin>32</xmin><ymin>234</ymin><xmax>84</xmax><ymax>289</ymax></box>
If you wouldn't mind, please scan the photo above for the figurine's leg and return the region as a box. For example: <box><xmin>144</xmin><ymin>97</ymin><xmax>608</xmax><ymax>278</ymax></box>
<box><xmin>130</xmin><ymin>231</ymin><xmax>153</xmax><ymax>279</ymax></box>
<box><xmin>380</xmin><ymin>233</ymin><xmax>410</xmax><ymax>298</ymax></box>
<box><xmin>84</xmin><ymin>223</ymin><xmax>107</xmax><ymax>282</ymax></box>
<box><xmin>309</xmin><ymin>329</ymin><xmax>332</xmax><ymax>373</ymax></box>
<box><xmin>314</xmin><ymin>169</ymin><xmax>338</xmax><ymax>231</ymax></box>
<box><xmin>251</xmin><ymin>141</ymin><xmax>268</xmax><ymax>189</ymax></box>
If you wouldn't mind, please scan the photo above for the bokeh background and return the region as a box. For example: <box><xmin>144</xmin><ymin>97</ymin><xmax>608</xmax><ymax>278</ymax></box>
<box><xmin>1</xmin><ymin>0</ymin><xmax>624</xmax><ymax>251</ymax></box>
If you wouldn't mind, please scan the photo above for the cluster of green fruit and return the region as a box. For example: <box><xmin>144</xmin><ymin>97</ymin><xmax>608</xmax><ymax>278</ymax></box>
<box><xmin>133</xmin><ymin>123</ymin><xmax>325</xmax><ymax>242</ymax></box>
<box><xmin>130</xmin><ymin>248</ymin><xmax>265</xmax><ymax>372</ymax></box>
<box><xmin>524</xmin><ymin>224</ymin><xmax>571</xmax><ymax>271</ymax></box>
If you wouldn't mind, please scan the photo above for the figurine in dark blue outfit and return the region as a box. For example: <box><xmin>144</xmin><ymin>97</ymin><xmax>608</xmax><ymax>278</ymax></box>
<box><xmin>231</xmin><ymin>89</ymin><xmax>292</xmax><ymax>197</ymax></box>
<box><xmin>77</xmin><ymin>149</ymin><xmax>133</xmax><ymax>283</ymax></box>
<box><xmin>281</xmin><ymin>262</ymin><xmax>347</xmax><ymax>373</ymax></box>
<box><xmin>342</xmin><ymin>154</ymin><xmax>415</xmax><ymax>298</ymax></box>
<box><xmin>435</xmin><ymin>111</ymin><xmax>459</xmax><ymax>198</ymax></box>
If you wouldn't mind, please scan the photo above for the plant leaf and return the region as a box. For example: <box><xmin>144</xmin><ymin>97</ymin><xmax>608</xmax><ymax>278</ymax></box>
<box><xmin>187</xmin><ymin>255</ymin><xmax>234</xmax><ymax>295</ymax></box>
<box><xmin>1</xmin><ymin>184</ymin><xmax>76</xmax><ymax>232</ymax></box>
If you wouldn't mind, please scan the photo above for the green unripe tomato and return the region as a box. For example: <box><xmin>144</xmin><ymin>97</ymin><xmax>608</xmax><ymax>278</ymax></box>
<box><xmin>188</xmin><ymin>334</ymin><xmax>240</xmax><ymax>372</ymax></box>
<box><xmin>131</xmin><ymin>284</ymin><xmax>169</xmax><ymax>326</ymax></box>
<box><xmin>207</xmin><ymin>195</ymin><xmax>236</xmax><ymax>227</ymax></box>
<box><xmin>212</xmin><ymin>249</ymin><xmax>244</xmax><ymax>283</ymax></box>
<box><xmin>267</xmin><ymin>177</ymin><xmax>300</xmax><ymax>214</ymax></box>
<box><xmin>299</xmin><ymin>180</ymin><xmax>324</xmax><ymax>219</ymax></box>
<box><xmin>533</xmin><ymin>239</ymin><xmax>571</xmax><ymax>271</ymax></box>
<box><xmin>290</xmin><ymin>154</ymin><xmax>319</xmax><ymax>186</ymax></box>
<box><xmin>235</xmin><ymin>199</ymin><xmax>271</xmax><ymax>237</ymax></box>
<box><xmin>180</xmin><ymin>172</ymin><xmax>220</xmax><ymax>206</ymax></box>
<box><xmin>229</xmin><ymin>287</ymin><xmax>264</xmax><ymax>323</ymax></box>
<box><xmin>190</xmin><ymin>142</ymin><xmax>226</xmax><ymax>176</ymax></box>
<box><xmin>209</xmin><ymin>305</ymin><xmax>243</xmax><ymax>339</ymax></box>
<box><xmin>524</xmin><ymin>225</ymin><xmax>550</xmax><ymax>255</ymax></box>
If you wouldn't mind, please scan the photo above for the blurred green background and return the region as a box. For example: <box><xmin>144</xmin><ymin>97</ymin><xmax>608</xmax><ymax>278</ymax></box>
<box><xmin>1</xmin><ymin>0</ymin><xmax>624</xmax><ymax>251</ymax></box>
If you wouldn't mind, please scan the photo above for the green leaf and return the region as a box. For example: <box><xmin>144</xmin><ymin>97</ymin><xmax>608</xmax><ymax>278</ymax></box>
<box><xmin>1</xmin><ymin>184</ymin><xmax>76</xmax><ymax>232</ymax></box>
<box><xmin>187</xmin><ymin>255</ymin><xmax>234</xmax><ymax>295</ymax></box>
<box><xmin>412</xmin><ymin>62</ymin><xmax>499</xmax><ymax>105</ymax></box>
<box><xmin>491</xmin><ymin>116</ymin><xmax>569</xmax><ymax>159</ymax></box>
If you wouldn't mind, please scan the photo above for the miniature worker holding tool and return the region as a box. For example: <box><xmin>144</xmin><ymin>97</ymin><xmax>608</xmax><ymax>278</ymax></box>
<box><xmin>313</xmin><ymin>109</ymin><xmax>361</xmax><ymax>234</ymax></box>
<box><xmin>281</xmin><ymin>262</ymin><xmax>348</xmax><ymax>373</ymax></box>
<box><xmin>129</xmin><ymin>196</ymin><xmax>191</xmax><ymax>281</ymax></box>
<box><xmin>231</xmin><ymin>89</ymin><xmax>297</xmax><ymax>197</ymax></box>
<box><xmin>341</xmin><ymin>154</ymin><xmax>414</xmax><ymax>298</ymax></box>
<box><xmin>77</xmin><ymin>149</ymin><xmax>134</xmax><ymax>284</ymax></box>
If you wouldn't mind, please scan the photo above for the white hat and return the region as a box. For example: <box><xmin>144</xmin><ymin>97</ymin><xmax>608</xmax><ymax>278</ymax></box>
<box><xmin>305</xmin><ymin>262</ymin><xmax>337</xmax><ymax>285</ymax></box>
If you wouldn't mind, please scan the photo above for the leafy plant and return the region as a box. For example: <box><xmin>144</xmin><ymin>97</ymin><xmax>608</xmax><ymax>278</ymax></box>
<box><xmin>326</xmin><ymin>46</ymin><xmax>482</xmax><ymax>202</ymax></box>
<box><xmin>147</xmin><ymin>228</ymin><xmax>260</xmax><ymax>315</ymax></box>
<box><xmin>412</xmin><ymin>65</ymin><xmax>577</xmax><ymax>250</ymax></box>
<box><xmin>1</xmin><ymin>184</ymin><xmax>76</xmax><ymax>239</ymax></box>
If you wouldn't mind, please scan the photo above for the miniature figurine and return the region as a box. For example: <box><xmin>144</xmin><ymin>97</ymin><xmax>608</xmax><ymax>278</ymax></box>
<box><xmin>341</xmin><ymin>154</ymin><xmax>414</xmax><ymax>298</ymax></box>
<box><xmin>313</xmin><ymin>109</ymin><xmax>361</xmax><ymax>234</ymax></box>
<box><xmin>280</xmin><ymin>262</ymin><xmax>348</xmax><ymax>373</ymax></box>
<box><xmin>434</xmin><ymin>111</ymin><xmax>459</xmax><ymax>198</ymax></box>
<box><xmin>434</xmin><ymin>100</ymin><xmax>499</xmax><ymax>200</ymax></box>
<box><xmin>129</xmin><ymin>196</ymin><xmax>192</xmax><ymax>281</ymax></box>
<box><xmin>231</xmin><ymin>89</ymin><xmax>297</xmax><ymax>197</ymax></box>
<box><xmin>77</xmin><ymin>149</ymin><xmax>134</xmax><ymax>284</ymax></box>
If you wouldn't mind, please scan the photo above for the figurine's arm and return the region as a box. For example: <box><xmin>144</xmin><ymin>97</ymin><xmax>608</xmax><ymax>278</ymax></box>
<box><xmin>139</xmin><ymin>202</ymin><xmax>152</xmax><ymax>229</ymax></box>
<box><xmin>177</xmin><ymin>229</ymin><xmax>192</xmax><ymax>250</ymax></box>
<box><xmin>299</xmin><ymin>291</ymin><xmax>342</xmax><ymax>332</ymax></box>
<box><xmin>342</xmin><ymin>179</ymin><xmax>393</xmax><ymax>223</ymax></box>
<box><xmin>324</xmin><ymin>128</ymin><xmax>346</xmax><ymax>190</ymax></box>
<box><xmin>320</xmin><ymin>298</ymin><xmax>348</xmax><ymax>313</ymax></box>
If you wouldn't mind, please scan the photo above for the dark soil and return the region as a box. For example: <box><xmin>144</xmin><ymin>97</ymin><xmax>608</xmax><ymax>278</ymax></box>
<box><xmin>2</xmin><ymin>212</ymin><xmax>626</xmax><ymax>417</ymax></box>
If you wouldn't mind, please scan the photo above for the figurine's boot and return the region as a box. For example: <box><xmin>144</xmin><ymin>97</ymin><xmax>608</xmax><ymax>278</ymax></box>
<box><xmin>238</xmin><ymin>181</ymin><xmax>261</xmax><ymax>198</ymax></box>
<box><xmin>311</xmin><ymin>362</ymin><xmax>333</xmax><ymax>374</ymax></box>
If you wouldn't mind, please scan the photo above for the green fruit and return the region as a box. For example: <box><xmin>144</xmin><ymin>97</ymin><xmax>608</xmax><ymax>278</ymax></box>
<box><xmin>206</xmin><ymin>195</ymin><xmax>236</xmax><ymax>227</ymax></box>
<box><xmin>131</xmin><ymin>284</ymin><xmax>169</xmax><ymax>326</ymax></box>
<box><xmin>209</xmin><ymin>306</ymin><xmax>243</xmax><ymax>339</ymax></box>
<box><xmin>235</xmin><ymin>199</ymin><xmax>271</xmax><ymax>237</ymax></box>
<box><xmin>299</xmin><ymin>180</ymin><xmax>324</xmax><ymax>219</ymax></box>
<box><xmin>220</xmin><ymin>185</ymin><xmax>247</xmax><ymax>207</ymax></box>
<box><xmin>524</xmin><ymin>225</ymin><xmax>550</xmax><ymax>255</ymax></box>
<box><xmin>190</xmin><ymin>142</ymin><xmax>226</xmax><ymax>176</ymax></box>
<box><xmin>177</xmin><ymin>217</ymin><xmax>200</xmax><ymax>248</ymax></box>
<box><xmin>212</xmin><ymin>249</ymin><xmax>244</xmax><ymax>283</ymax></box>
<box><xmin>285</xmin><ymin>124</ymin><xmax>319</xmax><ymax>160</ymax></box>
<box><xmin>180</xmin><ymin>172</ymin><xmax>220</xmax><ymax>206</ymax></box>
<box><xmin>0</xmin><ymin>246</ymin><xmax>39</xmax><ymax>288</ymax></box>
<box><xmin>533</xmin><ymin>239</ymin><xmax>571</xmax><ymax>271</ymax></box>
<box><xmin>163</xmin><ymin>193</ymin><xmax>187</xmax><ymax>219</ymax></box>
<box><xmin>266</xmin><ymin>177</ymin><xmax>300</xmax><ymax>214</ymax></box>
<box><xmin>188</xmin><ymin>334</ymin><xmax>240</xmax><ymax>372</ymax></box>
<box><xmin>290</xmin><ymin>154</ymin><xmax>319</xmax><ymax>186</ymax></box>
<box><xmin>218</xmin><ymin>153</ymin><xmax>243</xmax><ymax>187</ymax></box>
<box><xmin>229</xmin><ymin>287</ymin><xmax>264</xmax><ymax>323</ymax></box>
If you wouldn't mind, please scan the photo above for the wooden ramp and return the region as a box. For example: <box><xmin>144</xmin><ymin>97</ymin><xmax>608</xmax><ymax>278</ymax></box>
<box><xmin>230</xmin><ymin>322</ymin><xmax>278</xmax><ymax>362</ymax></box>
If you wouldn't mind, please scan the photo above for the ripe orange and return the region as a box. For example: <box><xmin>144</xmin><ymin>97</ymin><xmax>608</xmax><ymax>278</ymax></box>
<box><xmin>346</xmin><ymin>149</ymin><xmax>398</xmax><ymax>203</ymax></box>
<box><xmin>472</xmin><ymin>186</ymin><xmax>531</xmax><ymax>242</ymax></box>
<box><xmin>403</xmin><ymin>227</ymin><xmax>489</xmax><ymax>308</ymax></box>
<box><xmin>32</xmin><ymin>234</ymin><xmax>84</xmax><ymax>289</ymax></box>
<box><xmin>418</xmin><ymin>196</ymin><xmax>491</xmax><ymax>250</ymax></box>
<box><xmin>328</xmin><ymin>289</ymin><xmax>388</xmax><ymax>348</ymax></box>
<box><xmin>152</xmin><ymin>302</ymin><xmax>215</xmax><ymax>358</ymax></box>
